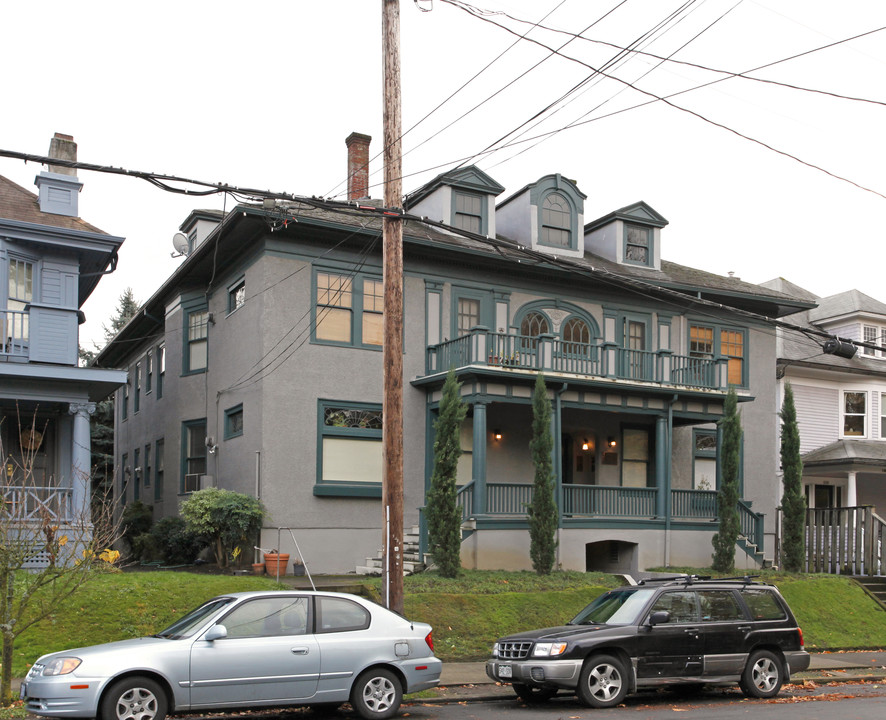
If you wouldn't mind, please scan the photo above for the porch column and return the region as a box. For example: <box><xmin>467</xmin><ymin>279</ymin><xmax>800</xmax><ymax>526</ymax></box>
<box><xmin>68</xmin><ymin>402</ymin><xmax>96</xmax><ymax>521</ymax></box>
<box><xmin>472</xmin><ymin>401</ymin><xmax>488</xmax><ymax>515</ymax></box>
<box><xmin>847</xmin><ymin>471</ymin><xmax>857</xmax><ymax>506</ymax></box>
<box><xmin>655</xmin><ymin>415</ymin><xmax>668</xmax><ymax>518</ymax></box>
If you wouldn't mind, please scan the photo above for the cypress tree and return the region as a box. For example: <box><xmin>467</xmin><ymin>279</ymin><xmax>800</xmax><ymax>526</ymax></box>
<box><xmin>779</xmin><ymin>383</ymin><xmax>806</xmax><ymax>572</ymax></box>
<box><xmin>528</xmin><ymin>373</ymin><xmax>558</xmax><ymax>575</ymax></box>
<box><xmin>426</xmin><ymin>368</ymin><xmax>467</xmax><ymax>577</ymax></box>
<box><xmin>712</xmin><ymin>387</ymin><xmax>741</xmax><ymax>573</ymax></box>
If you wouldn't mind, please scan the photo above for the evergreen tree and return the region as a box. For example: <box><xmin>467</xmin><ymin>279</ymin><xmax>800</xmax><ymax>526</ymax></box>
<box><xmin>426</xmin><ymin>368</ymin><xmax>467</xmax><ymax>577</ymax></box>
<box><xmin>779</xmin><ymin>383</ymin><xmax>806</xmax><ymax>572</ymax></box>
<box><xmin>712</xmin><ymin>387</ymin><xmax>741</xmax><ymax>573</ymax></box>
<box><xmin>80</xmin><ymin>289</ymin><xmax>140</xmax><ymax>502</ymax></box>
<box><xmin>528</xmin><ymin>373</ymin><xmax>558</xmax><ymax>575</ymax></box>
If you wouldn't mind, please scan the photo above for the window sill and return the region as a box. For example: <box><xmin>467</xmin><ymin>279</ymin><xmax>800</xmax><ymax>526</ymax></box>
<box><xmin>313</xmin><ymin>484</ymin><xmax>382</xmax><ymax>498</ymax></box>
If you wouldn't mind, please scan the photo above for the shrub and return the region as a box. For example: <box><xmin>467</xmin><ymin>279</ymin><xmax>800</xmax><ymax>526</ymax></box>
<box><xmin>121</xmin><ymin>500</ymin><xmax>153</xmax><ymax>546</ymax></box>
<box><xmin>130</xmin><ymin>532</ymin><xmax>161</xmax><ymax>563</ymax></box>
<box><xmin>180</xmin><ymin>488</ymin><xmax>265</xmax><ymax>568</ymax></box>
<box><xmin>151</xmin><ymin>516</ymin><xmax>205</xmax><ymax>565</ymax></box>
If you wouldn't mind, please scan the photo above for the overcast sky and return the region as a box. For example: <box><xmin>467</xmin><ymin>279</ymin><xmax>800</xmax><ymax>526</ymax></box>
<box><xmin>3</xmin><ymin>0</ymin><xmax>885</xmax><ymax>351</ymax></box>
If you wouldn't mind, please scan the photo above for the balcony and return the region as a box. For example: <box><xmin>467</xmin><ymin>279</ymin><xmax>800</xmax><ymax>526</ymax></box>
<box><xmin>425</xmin><ymin>329</ymin><xmax>728</xmax><ymax>391</ymax></box>
<box><xmin>0</xmin><ymin>309</ymin><xmax>29</xmax><ymax>358</ymax></box>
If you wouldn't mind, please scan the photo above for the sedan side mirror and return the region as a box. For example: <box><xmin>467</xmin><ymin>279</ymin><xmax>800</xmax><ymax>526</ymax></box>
<box><xmin>204</xmin><ymin>624</ymin><xmax>228</xmax><ymax>642</ymax></box>
<box><xmin>648</xmin><ymin>610</ymin><xmax>671</xmax><ymax>626</ymax></box>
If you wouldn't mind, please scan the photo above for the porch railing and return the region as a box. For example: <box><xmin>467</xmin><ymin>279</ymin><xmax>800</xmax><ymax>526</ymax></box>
<box><xmin>2</xmin><ymin>485</ymin><xmax>72</xmax><ymax>521</ymax></box>
<box><xmin>671</xmin><ymin>488</ymin><xmax>718</xmax><ymax>518</ymax></box>
<box><xmin>0</xmin><ymin>309</ymin><xmax>29</xmax><ymax>357</ymax></box>
<box><xmin>799</xmin><ymin>506</ymin><xmax>885</xmax><ymax>576</ymax></box>
<box><xmin>738</xmin><ymin>499</ymin><xmax>765</xmax><ymax>551</ymax></box>
<box><xmin>563</xmin><ymin>485</ymin><xmax>657</xmax><ymax>517</ymax></box>
<box><xmin>426</xmin><ymin>328</ymin><xmax>726</xmax><ymax>390</ymax></box>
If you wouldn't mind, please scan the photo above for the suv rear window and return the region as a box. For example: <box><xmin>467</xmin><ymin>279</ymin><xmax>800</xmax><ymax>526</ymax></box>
<box><xmin>741</xmin><ymin>589</ymin><xmax>786</xmax><ymax>620</ymax></box>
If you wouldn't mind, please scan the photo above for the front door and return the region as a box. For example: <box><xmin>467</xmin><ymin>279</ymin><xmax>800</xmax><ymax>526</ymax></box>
<box><xmin>189</xmin><ymin>596</ymin><xmax>319</xmax><ymax>706</ymax></box>
<box><xmin>636</xmin><ymin>591</ymin><xmax>703</xmax><ymax>678</ymax></box>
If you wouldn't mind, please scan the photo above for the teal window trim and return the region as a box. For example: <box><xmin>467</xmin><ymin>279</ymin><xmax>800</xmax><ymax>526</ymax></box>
<box><xmin>311</xmin><ymin>267</ymin><xmax>385</xmax><ymax>350</ymax></box>
<box><xmin>424</xmin><ymin>281</ymin><xmax>443</xmax><ymax>350</ymax></box>
<box><xmin>451</xmin><ymin>189</ymin><xmax>486</xmax><ymax>235</ymax></box>
<box><xmin>224</xmin><ymin>403</ymin><xmax>244</xmax><ymax>440</ymax></box>
<box><xmin>154</xmin><ymin>439</ymin><xmax>164</xmax><ymax>502</ymax></box>
<box><xmin>692</xmin><ymin>428</ymin><xmax>717</xmax><ymax>491</ymax></box>
<box><xmin>451</xmin><ymin>286</ymin><xmax>493</xmax><ymax>340</ymax></box>
<box><xmin>180</xmin><ymin>418</ymin><xmax>207</xmax><ymax>494</ymax></box>
<box><xmin>133</xmin><ymin>362</ymin><xmax>141</xmax><ymax>413</ymax></box>
<box><xmin>316</xmin><ymin>399</ymin><xmax>383</xmax><ymax>496</ymax></box>
<box><xmin>623</xmin><ymin>223</ymin><xmax>654</xmax><ymax>267</ymax></box>
<box><xmin>619</xmin><ymin>425</ymin><xmax>654</xmax><ymax>488</ymax></box>
<box><xmin>529</xmin><ymin>176</ymin><xmax>583</xmax><ymax>252</ymax></box>
<box><xmin>538</xmin><ymin>190</ymin><xmax>576</xmax><ymax>250</ymax></box>
<box><xmin>687</xmin><ymin>319</ymin><xmax>748</xmax><ymax>388</ymax></box>
<box><xmin>145</xmin><ymin>350</ymin><xmax>153</xmax><ymax>394</ymax></box>
<box><xmin>121</xmin><ymin>383</ymin><xmax>129</xmax><ymax>420</ymax></box>
<box><xmin>182</xmin><ymin>297</ymin><xmax>209</xmax><ymax>376</ymax></box>
<box><xmin>227</xmin><ymin>275</ymin><xmax>246</xmax><ymax>315</ymax></box>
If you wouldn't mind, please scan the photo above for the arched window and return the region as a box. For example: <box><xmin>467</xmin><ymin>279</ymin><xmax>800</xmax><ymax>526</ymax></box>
<box><xmin>521</xmin><ymin>311</ymin><xmax>550</xmax><ymax>338</ymax></box>
<box><xmin>562</xmin><ymin>317</ymin><xmax>591</xmax><ymax>349</ymax></box>
<box><xmin>541</xmin><ymin>193</ymin><xmax>571</xmax><ymax>247</ymax></box>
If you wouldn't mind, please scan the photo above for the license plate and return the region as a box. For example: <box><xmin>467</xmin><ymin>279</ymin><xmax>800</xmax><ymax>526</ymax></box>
<box><xmin>498</xmin><ymin>664</ymin><xmax>512</xmax><ymax>678</ymax></box>
<box><xmin>19</xmin><ymin>683</ymin><xmax>26</xmax><ymax>700</ymax></box>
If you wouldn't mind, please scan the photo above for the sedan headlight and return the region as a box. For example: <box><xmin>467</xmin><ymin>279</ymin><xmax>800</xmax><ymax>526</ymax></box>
<box><xmin>532</xmin><ymin>642</ymin><xmax>567</xmax><ymax>657</ymax></box>
<box><xmin>43</xmin><ymin>657</ymin><xmax>82</xmax><ymax>676</ymax></box>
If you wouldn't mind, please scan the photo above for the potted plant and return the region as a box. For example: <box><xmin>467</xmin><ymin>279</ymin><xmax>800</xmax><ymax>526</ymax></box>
<box><xmin>263</xmin><ymin>549</ymin><xmax>290</xmax><ymax>576</ymax></box>
<box><xmin>251</xmin><ymin>562</ymin><xmax>265</xmax><ymax>575</ymax></box>
<box><xmin>293</xmin><ymin>557</ymin><xmax>305</xmax><ymax>576</ymax></box>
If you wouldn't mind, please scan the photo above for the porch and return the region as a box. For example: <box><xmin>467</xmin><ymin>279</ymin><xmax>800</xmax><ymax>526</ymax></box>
<box><xmin>2</xmin><ymin>484</ymin><xmax>74</xmax><ymax>522</ymax></box>
<box><xmin>425</xmin><ymin>327</ymin><xmax>729</xmax><ymax>391</ymax></box>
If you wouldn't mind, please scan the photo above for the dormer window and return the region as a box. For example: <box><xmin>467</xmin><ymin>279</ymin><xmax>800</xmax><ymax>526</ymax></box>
<box><xmin>541</xmin><ymin>193</ymin><xmax>572</xmax><ymax>248</ymax></box>
<box><xmin>453</xmin><ymin>190</ymin><xmax>484</xmax><ymax>234</ymax></box>
<box><xmin>625</xmin><ymin>224</ymin><xmax>652</xmax><ymax>266</ymax></box>
<box><xmin>862</xmin><ymin>324</ymin><xmax>886</xmax><ymax>358</ymax></box>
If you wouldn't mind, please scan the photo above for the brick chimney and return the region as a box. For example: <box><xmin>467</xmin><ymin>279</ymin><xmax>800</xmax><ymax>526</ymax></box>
<box><xmin>35</xmin><ymin>132</ymin><xmax>83</xmax><ymax>216</ymax></box>
<box><xmin>345</xmin><ymin>132</ymin><xmax>371</xmax><ymax>201</ymax></box>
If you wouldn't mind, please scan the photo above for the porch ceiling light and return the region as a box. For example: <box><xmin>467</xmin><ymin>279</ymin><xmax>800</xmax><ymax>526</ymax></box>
<box><xmin>493</xmin><ymin>429</ymin><xmax>502</xmax><ymax>441</ymax></box>
<box><xmin>608</xmin><ymin>436</ymin><xmax>617</xmax><ymax>447</ymax></box>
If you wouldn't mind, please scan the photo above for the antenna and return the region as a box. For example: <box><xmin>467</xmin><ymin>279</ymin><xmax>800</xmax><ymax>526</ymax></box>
<box><xmin>171</xmin><ymin>231</ymin><xmax>190</xmax><ymax>258</ymax></box>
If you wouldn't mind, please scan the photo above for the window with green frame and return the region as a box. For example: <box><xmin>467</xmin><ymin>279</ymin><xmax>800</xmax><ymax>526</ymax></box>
<box><xmin>181</xmin><ymin>419</ymin><xmax>207</xmax><ymax>493</ymax></box>
<box><xmin>155</xmin><ymin>439</ymin><xmax>164</xmax><ymax>502</ymax></box>
<box><xmin>121</xmin><ymin>382</ymin><xmax>129</xmax><ymax>420</ymax></box>
<box><xmin>225</xmin><ymin>404</ymin><xmax>244</xmax><ymax>439</ymax></box>
<box><xmin>157</xmin><ymin>344</ymin><xmax>165</xmax><ymax>398</ymax></box>
<box><xmin>693</xmin><ymin>429</ymin><xmax>717</xmax><ymax>490</ymax></box>
<box><xmin>134</xmin><ymin>362</ymin><xmax>141</xmax><ymax>413</ymax></box>
<box><xmin>688</xmin><ymin>322</ymin><xmax>747</xmax><ymax>386</ymax></box>
<box><xmin>624</xmin><ymin>224</ymin><xmax>653</xmax><ymax>267</ymax></box>
<box><xmin>316</xmin><ymin>401</ymin><xmax>383</xmax><ymax>497</ymax></box>
<box><xmin>313</xmin><ymin>270</ymin><xmax>383</xmax><ymax>348</ymax></box>
<box><xmin>185</xmin><ymin>308</ymin><xmax>209</xmax><ymax>373</ymax></box>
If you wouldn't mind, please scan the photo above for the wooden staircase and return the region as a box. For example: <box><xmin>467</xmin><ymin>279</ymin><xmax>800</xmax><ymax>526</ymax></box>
<box><xmin>853</xmin><ymin>576</ymin><xmax>886</xmax><ymax>611</ymax></box>
<box><xmin>355</xmin><ymin>525</ymin><xmax>426</xmax><ymax>576</ymax></box>
<box><xmin>737</xmin><ymin>535</ymin><xmax>773</xmax><ymax>568</ymax></box>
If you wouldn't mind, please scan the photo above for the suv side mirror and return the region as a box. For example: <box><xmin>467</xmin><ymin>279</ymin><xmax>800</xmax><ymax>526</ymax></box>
<box><xmin>204</xmin><ymin>624</ymin><xmax>228</xmax><ymax>641</ymax></box>
<box><xmin>648</xmin><ymin>610</ymin><xmax>671</xmax><ymax>626</ymax></box>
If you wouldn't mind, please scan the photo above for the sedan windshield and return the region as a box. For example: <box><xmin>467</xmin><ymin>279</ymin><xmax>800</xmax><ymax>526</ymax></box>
<box><xmin>155</xmin><ymin>598</ymin><xmax>235</xmax><ymax>639</ymax></box>
<box><xmin>569</xmin><ymin>588</ymin><xmax>655</xmax><ymax>626</ymax></box>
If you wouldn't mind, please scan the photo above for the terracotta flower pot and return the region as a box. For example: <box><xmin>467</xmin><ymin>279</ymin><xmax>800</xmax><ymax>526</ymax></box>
<box><xmin>252</xmin><ymin>563</ymin><xmax>265</xmax><ymax>576</ymax></box>
<box><xmin>264</xmin><ymin>553</ymin><xmax>289</xmax><ymax>576</ymax></box>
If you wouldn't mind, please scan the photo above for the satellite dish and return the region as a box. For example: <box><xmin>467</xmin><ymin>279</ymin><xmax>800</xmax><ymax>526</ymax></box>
<box><xmin>172</xmin><ymin>232</ymin><xmax>190</xmax><ymax>256</ymax></box>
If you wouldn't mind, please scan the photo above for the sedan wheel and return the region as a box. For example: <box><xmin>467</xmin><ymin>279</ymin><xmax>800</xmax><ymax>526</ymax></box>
<box><xmin>100</xmin><ymin>677</ymin><xmax>167</xmax><ymax>720</ymax></box>
<box><xmin>740</xmin><ymin>649</ymin><xmax>783</xmax><ymax>698</ymax></box>
<box><xmin>351</xmin><ymin>668</ymin><xmax>402</xmax><ymax>720</ymax></box>
<box><xmin>577</xmin><ymin>654</ymin><xmax>628</xmax><ymax>708</ymax></box>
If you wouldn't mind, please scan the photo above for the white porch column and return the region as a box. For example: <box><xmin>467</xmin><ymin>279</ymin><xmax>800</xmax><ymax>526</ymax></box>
<box><xmin>846</xmin><ymin>471</ymin><xmax>857</xmax><ymax>507</ymax></box>
<box><xmin>68</xmin><ymin>402</ymin><xmax>96</xmax><ymax>520</ymax></box>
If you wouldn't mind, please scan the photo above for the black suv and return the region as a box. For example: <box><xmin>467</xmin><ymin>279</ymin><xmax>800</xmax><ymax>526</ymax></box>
<box><xmin>486</xmin><ymin>575</ymin><xmax>809</xmax><ymax>707</ymax></box>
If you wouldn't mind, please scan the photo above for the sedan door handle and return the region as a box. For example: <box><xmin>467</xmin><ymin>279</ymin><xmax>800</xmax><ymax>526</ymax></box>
<box><xmin>291</xmin><ymin>647</ymin><xmax>309</xmax><ymax>655</ymax></box>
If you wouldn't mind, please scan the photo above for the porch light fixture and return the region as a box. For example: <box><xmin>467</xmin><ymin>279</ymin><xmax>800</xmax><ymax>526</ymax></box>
<box><xmin>608</xmin><ymin>436</ymin><xmax>617</xmax><ymax>447</ymax></box>
<box><xmin>493</xmin><ymin>429</ymin><xmax>502</xmax><ymax>441</ymax></box>
<box><xmin>581</xmin><ymin>438</ymin><xmax>589</xmax><ymax>451</ymax></box>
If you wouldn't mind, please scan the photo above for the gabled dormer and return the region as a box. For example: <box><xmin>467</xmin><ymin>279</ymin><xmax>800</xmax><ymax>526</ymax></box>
<box><xmin>404</xmin><ymin>166</ymin><xmax>505</xmax><ymax>237</ymax></box>
<box><xmin>584</xmin><ymin>201</ymin><xmax>668</xmax><ymax>271</ymax></box>
<box><xmin>180</xmin><ymin>209</ymin><xmax>223</xmax><ymax>253</ymax></box>
<box><xmin>495</xmin><ymin>174</ymin><xmax>586</xmax><ymax>259</ymax></box>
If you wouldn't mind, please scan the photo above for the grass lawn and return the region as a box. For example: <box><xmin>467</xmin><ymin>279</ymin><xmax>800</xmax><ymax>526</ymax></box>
<box><xmin>7</xmin><ymin>567</ymin><xmax>886</xmax><ymax>681</ymax></box>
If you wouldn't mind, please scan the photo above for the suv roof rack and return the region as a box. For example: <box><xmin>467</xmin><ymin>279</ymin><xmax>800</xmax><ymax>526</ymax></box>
<box><xmin>638</xmin><ymin>574</ymin><xmax>762</xmax><ymax>587</ymax></box>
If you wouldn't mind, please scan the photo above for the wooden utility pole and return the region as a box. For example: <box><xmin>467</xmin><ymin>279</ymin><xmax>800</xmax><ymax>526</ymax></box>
<box><xmin>381</xmin><ymin>0</ymin><xmax>404</xmax><ymax>615</ymax></box>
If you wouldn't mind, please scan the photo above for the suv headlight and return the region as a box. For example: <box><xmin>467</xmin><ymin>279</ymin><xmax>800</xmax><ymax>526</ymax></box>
<box><xmin>43</xmin><ymin>658</ymin><xmax>82</xmax><ymax>676</ymax></box>
<box><xmin>532</xmin><ymin>642</ymin><xmax>567</xmax><ymax>657</ymax></box>
<box><xmin>492</xmin><ymin>643</ymin><xmax>499</xmax><ymax>657</ymax></box>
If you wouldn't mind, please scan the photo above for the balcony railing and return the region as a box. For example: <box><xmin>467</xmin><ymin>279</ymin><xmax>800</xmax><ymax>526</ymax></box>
<box><xmin>426</xmin><ymin>329</ymin><xmax>728</xmax><ymax>390</ymax></box>
<box><xmin>2</xmin><ymin>484</ymin><xmax>72</xmax><ymax>521</ymax></box>
<box><xmin>0</xmin><ymin>309</ymin><xmax>29</xmax><ymax>357</ymax></box>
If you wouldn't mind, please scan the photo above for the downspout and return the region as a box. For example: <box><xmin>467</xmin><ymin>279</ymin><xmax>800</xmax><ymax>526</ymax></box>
<box><xmin>555</xmin><ymin>383</ymin><xmax>568</xmax><ymax>569</ymax></box>
<box><xmin>665</xmin><ymin>394</ymin><xmax>678</xmax><ymax>568</ymax></box>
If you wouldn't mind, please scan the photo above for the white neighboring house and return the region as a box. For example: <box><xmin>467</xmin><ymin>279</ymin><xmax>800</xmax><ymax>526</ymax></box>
<box><xmin>763</xmin><ymin>278</ymin><xmax>886</xmax><ymax>515</ymax></box>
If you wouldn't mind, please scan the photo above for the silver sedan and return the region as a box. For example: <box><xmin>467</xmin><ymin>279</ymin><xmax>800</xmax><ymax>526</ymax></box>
<box><xmin>22</xmin><ymin>590</ymin><xmax>441</xmax><ymax>720</ymax></box>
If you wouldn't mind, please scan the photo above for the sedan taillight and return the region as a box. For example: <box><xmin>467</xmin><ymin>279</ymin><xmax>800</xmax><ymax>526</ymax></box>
<box><xmin>425</xmin><ymin>631</ymin><xmax>434</xmax><ymax>652</ymax></box>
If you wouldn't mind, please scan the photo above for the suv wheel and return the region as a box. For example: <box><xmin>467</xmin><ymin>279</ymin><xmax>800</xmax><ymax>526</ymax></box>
<box><xmin>513</xmin><ymin>684</ymin><xmax>557</xmax><ymax>703</ymax></box>
<box><xmin>740</xmin><ymin>649</ymin><xmax>783</xmax><ymax>698</ymax></box>
<box><xmin>577</xmin><ymin>654</ymin><xmax>628</xmax><ymax>708</ymax></box>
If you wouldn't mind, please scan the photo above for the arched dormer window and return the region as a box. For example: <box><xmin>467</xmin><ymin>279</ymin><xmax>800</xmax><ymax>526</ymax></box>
<box><xmin>541</xmin><ymin>193</ymin><xmax>571</xmax><ymax>248</ymax></box>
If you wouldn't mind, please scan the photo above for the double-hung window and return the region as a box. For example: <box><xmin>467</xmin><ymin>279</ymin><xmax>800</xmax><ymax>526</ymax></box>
<box><xmin>182</xmin><ymin>420</ymin><xmax>207</xmax><ymax>493</ymax></box>
<box><xmin>7</xmin><ymin>257</ymin><xmax>33</xmax><ymax>345</ymax></box>
<box><xmin>316</xmin><ymin>401</ymin><xmax>383</xmax><ymax>497</ymax></box>
<box><xmin>842</xmin><ymin>391</ymin><xmax>867</xmax><ymax>437</ymax></box>
<box><xmin>863</xmin><ymin>325</ymin><xmax>886</xmax><ymax>358</ymax></box>
<box><xmin>540</xmin><ymin>192</ymin><xmax>571</xmax><ymax>248</ymax></box>
<box><xmin>144</xmin><ymin>443</ymin><xmax>152</xmax><ymax>489</ymax></box>
<box><xmin>688</xmin><ymin>323</ymin><xmax>747</xmax><ymax>387</ymax></box>
<box><xmin>228</xmin><ymin>277</ymin><xmax>246</xmax><ymax>314</ymax></box>
<box><xmin>453</xmin><ymin>191</ymin><xmax>484</xmax><ymax>234</ymax></box>
<box><xmin>122</xmin><ymin>382</ymin><xmax>129</xmax><ymax>420</ymax></box>
<box><xmin>624</xmin><ymin>224</ymin><xmax>652</xmax><ymax>266</ymax></box>
<box><xmin>134</xmin><ymin>362</ymin><xmax>141</xmax><ymax>413</ymax></box>
<box><xmin>314</xmin><ymin>271</ymin><xmax>383</xmax><ymax>348</ymax></box>
<box><xmin>225</xmin><ymin>404</ymin><xmax>244</xmax><ymax>439</ymax></box>
<box><xmin>145</xmin><ymin>351</ymin><xmax>153</xmax><ymax>394</ymax></box>
<box><xmin>133</xmin><ymin>447</ymin><xmax>141</xmax><ymax>501</ymax></box>
<box><xmin>185</xmin><ymin>309</ymin><xmax>209</xmax><ymax>373</ymax></box>
<box><xmin>155</xmin><ymin>439</ymin><xmax>164</xmax><ymax>502</ymax></box>
<box><xmin>157</xmin><ymin>344</ymin><xmax>165</xmax><ymax>398</ymax></box>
